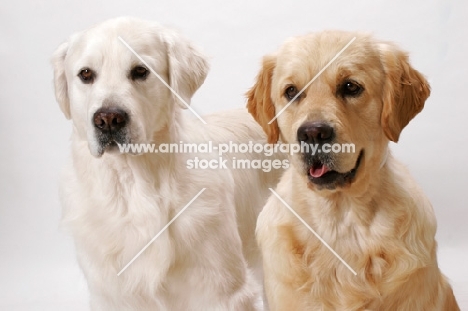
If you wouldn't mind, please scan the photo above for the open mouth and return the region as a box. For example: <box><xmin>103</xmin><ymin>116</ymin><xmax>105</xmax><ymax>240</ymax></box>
<box><xmin>307</xmin><ymin>150</ymin><xmax>363</xmax><ymax>188</ymax></box>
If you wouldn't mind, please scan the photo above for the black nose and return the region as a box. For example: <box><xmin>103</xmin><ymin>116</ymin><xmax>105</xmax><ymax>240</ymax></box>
<box><xmin>297</xmin><ymin>122</ymin><xmax>334</xmax><ymax>144</ymax></box>
<box><xmin>93</xmin><ymin>108</ymin><xmax>128</xmax><ymax>132</ymax></box>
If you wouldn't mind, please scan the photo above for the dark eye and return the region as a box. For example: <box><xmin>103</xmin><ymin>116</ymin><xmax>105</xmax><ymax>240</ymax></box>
<box><xmin>131</xmin><ymin>66</ymin><xmax>149</xmax><ymax>81</ymax></box>
<box><xmin>340</xmin><ymin>80</ymin><xmax>363</xmax><ymax>97</ymax></box>
<box><xmin>285</xmin><ymin>86</ymin><xmax>299</xmax><ymax>100</ymax></box>
<box><xmin>78</xmin><ymin>68</ymin><xmax>95</xmax><ymax>84</ymax></box>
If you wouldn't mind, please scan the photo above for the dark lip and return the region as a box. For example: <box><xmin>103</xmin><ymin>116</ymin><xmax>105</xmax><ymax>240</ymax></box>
<box><xmin>104</xmin><ymin>140</ymin><xmax>118</xmax><ymax>149</ymax></box>
<box><xmin>99</xmin><ymin>137</ymin><xmax>119</xmax><ymax>149</ymax></box>
<box><xmin>95</xmin><ymin>130</ymin><xmax>128</xmax><ymax>156</ymax></box>
<box><xmin>96</xmin><ymin>128</ymin><xmax>127</xmax><ymax>146</ymax></box>
<box><xmin>307</xmin><ymin>150</ymin><xmax>364</xmax><ymax>188</ymax></box>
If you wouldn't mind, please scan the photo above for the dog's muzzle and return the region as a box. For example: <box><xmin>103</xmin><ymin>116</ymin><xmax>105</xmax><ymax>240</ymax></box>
<box><xmin>92</xmin><ymin>107</ymin><xmax>129</xmax><ymax>154</ymax></box>
<box><xmin>297</xmin><ymin>121</ymin><xmax>362</xmax><ymax>189</ymax></box>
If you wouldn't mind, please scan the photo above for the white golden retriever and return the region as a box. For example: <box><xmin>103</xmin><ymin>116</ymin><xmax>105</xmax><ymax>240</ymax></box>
<box><xmin>52</xmin><ymin>17</ymin><xmax>280</xmax><ymax>311</ymax></box>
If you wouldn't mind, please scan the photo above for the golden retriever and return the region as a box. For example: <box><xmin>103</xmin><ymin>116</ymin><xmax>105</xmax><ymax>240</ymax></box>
<box><xmin>247</xmin><ymin>30</ymin><xmax>459</xmax><ymax>310</ymax></box>
<box><xmin>52</xmin><ymin>17</ymin><xmax>282</xmax><ymax>310</ymax></box>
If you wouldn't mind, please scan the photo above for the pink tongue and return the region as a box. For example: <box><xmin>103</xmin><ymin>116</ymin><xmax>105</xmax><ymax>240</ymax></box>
<box><xmin>310</xmin><ymin>165</ymin><xmax>329</xmax><ymax>178</ymax></box>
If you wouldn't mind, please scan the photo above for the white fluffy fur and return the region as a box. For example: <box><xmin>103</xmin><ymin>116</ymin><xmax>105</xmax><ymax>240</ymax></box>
<box><xmin>53</xmin><ymin>17</ymin><xmax>281</xmax><ymax>311</ymax></box>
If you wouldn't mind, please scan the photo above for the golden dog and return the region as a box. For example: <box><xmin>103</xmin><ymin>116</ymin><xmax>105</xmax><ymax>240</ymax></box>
<box><xmin>247</xmin><ymin>31</ymin><xmax>459</xmax><ymax>310</ymax></box>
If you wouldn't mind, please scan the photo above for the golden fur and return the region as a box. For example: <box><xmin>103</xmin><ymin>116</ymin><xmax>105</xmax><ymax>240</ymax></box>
<box><xmin>247</xmin><ymin>31</ymin><xmax>459</xmax><ymax>310</ymax></box>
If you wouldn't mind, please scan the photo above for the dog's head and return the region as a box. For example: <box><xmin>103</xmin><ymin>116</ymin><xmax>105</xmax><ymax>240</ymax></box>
<box><xmin>52</xmin><ymin>17</ymin><xmax>209</xmax><ymax>157</ymax></box>
<box><xmin>247</xmin><ymin>31</ymin><xmax>430</xmax><ymax>190</ymax></box>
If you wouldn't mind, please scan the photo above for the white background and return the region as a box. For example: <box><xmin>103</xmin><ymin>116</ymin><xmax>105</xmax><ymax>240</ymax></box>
<box><xmin>1</xmin><ymin>0</ymin><xmax>467</xmax><ymax>309</ymax></box>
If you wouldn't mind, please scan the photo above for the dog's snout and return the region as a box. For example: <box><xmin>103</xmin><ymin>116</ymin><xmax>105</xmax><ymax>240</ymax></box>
<box><xmin>93</xmin><ymin>108</ymin><xmax>128</xmax><ymax>132</ymax></box>
<box><xmin>297</xmin><ymin>122</ymin><xmax>334</xmax><ymax>144</ymax></box>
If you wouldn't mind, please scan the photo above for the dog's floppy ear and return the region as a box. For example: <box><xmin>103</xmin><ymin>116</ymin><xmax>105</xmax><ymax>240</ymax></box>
<box><xmin>161</xmin><ymin>30</ymin><xmax>209</xmax><ymax>109</ymax></box>
<box><xmin>246</xmin><ymin>55</ymin><xmax>280</xmax><ymax>144</ymax></box>
<box><xmin>379</xmin><ymin>43</ymin><xmax>431</xmax><ymax>142</ymax></box>
<box><xmin>52</xmin><ymin>41</ymin><xmax>71</xmax><ymax>119</ymax></box>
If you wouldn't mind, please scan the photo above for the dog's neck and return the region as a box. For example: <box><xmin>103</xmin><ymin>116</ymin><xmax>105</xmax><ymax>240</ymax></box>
<box><xmin>379</xmin><ymin>147</ymin><xmax>389</xmax><ymax>170</ymax></box>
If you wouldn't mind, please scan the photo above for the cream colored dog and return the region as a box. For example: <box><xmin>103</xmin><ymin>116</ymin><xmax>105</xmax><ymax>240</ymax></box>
<box><xmin>52</xmin><ymin>17</ymin><xmax>281</xmax><ymax>311</ymax></box>
<box><xmin>247</xmin><ymin>31</ymin><xmax>459</xmax><ymax>310</ymax></box>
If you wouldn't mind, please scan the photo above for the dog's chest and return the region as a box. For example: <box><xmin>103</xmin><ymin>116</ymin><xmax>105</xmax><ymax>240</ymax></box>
<box><xmin>64</xmin><ymin>165</ymin><xmax>181</xmax><ymax>293</ymax></box>
<box><xmin>295</xmin><ymin>206</ymin><xmax>389</xmax><ymax>309</ymax></box>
